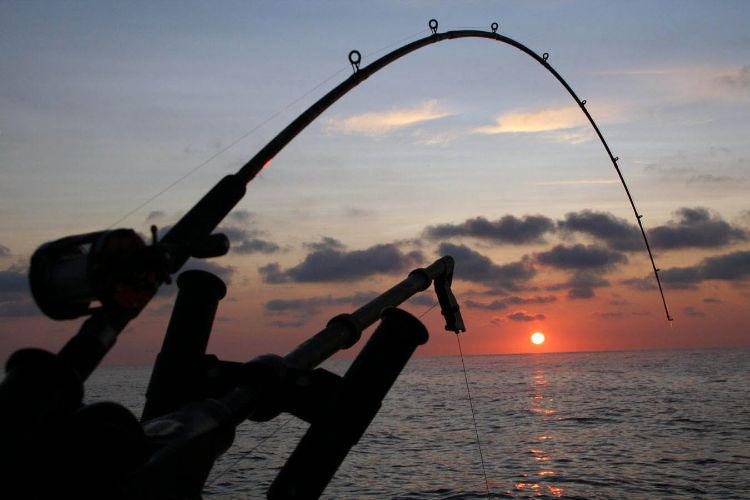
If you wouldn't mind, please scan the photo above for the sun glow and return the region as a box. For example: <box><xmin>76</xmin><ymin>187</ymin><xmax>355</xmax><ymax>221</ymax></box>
<box><xmin>531</xmin><ymin>332</ymin><xmax>546</xmax><ymax>345</ymax></box>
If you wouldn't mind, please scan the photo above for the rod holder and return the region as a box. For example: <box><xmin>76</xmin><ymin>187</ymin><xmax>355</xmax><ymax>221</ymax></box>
<box><xmin>268</xmin><ymin>307</ymin><xmax>428</xmax><ymax>500</ymax></box>
<box><xmin>141</xmin><ymin>270</ymin><xmax>226</xmax><ymax>421</ymax></box>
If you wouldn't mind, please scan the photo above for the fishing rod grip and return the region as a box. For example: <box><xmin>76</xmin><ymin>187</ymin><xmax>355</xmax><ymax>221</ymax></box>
<box><xmin>268</xmin><ymin>307</ymin><xmax>429</xmax><ymax>500</ymax></box>
<box><xmin>160</xmin><ymin>174</ymin><xmax>246</xmax><ymax>273</ymax></box>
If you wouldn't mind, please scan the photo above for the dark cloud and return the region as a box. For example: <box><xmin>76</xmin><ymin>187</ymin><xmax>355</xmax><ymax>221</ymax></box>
<box><xmin>557</xmin><ymin>210</ymin><xmax>642</xmax><ymax>251</ymax></box>
<box><xmin>260</xmin><ymin>240</ymin><xmax>424</xmax><ymax>283</ymax></box>
<box><xmin>648</xmin><ymin>207</ymin><xmax>747</xmax><ymax>250</ymax></box>
<box><xmin>438</xmin><ymin>242</ymin><xmax>536</xmax><ymax>290</ymax></box>
<box><xmin>304</xmin><ymin>237</ymin><xmax>345</xmax><ymax>252</ymax></box>
<box><xmin>536</xmin><ymin>244</ymin><xmax>627</xmax><ymax>270</ymax></box>
<box><xmin>0</xmin><ymin>300</ymin><xmax>39</xmax><ymax>317</ymax></box>
<box><xmin>234</xmin><ymin>239</ymin><xmax>280</xmax><ymax>254</ymax></box>
<box><xmin>595</xmin><ymin>311</ymin><xmax>624</xmax><ymax>319</ymax></box>
<box><xmin>271</xmin><ymin>319</ymin><xmax>307</xmax><ymax>328</ymax></box>
<box><xmin>0</xmin><ymin>245</ymin><xmax>10</xmax><ymax>257</ymax></box>
<box><xmin>622</xmin><ymin>276</ymin><xmax>657</xmax><ymax>291</ymax></box>
<box><xmin>215</xmin><ymin>226</ymin><xmax>281</xmax><ymax>255</ymax></box>
<box><xmin>264</xmin><ymin>291</ymin><xmax>377</xmax><ymax>316</ymax></box>
<box><xmin>507</xmin><ymin>310</ymin><xmax>546</xmax><ymax>322</ymax></box>
<box><xmin>409</xmin><ymin>294</ymin><xmax>437</xmax><ymax>307</ymax></box>
<box><xmin>594</xmin><ymin>311</ymin><xmax>652</xmax><ymax>320</ymax></box>
<box><xmin>425</xmin><ymin>215</ymin><xmax>554</xmax><ymax>244</ymax></box>
<box><xmin>146</xmin><ymin>210</ymin><xmax>165</xmax><ymax>221</ymax></box>
<box><xmin>466</xmin><ymin>299</ymin><xmax>508</xmax><ymax>311</ymax></box>
<box><xmin>466</xmin><ymin>295</ymin><xmax>556</xmax><ymax>311</ymax></box>
<box><xmin>228</xmin><ymin>210</ymin><xmax>254</xmax><ymax>223</ymax></box>
<box><xmin>659</xmin><ymin>250</ymin><xmax>750</xmax><ymax>288</ymax></box>
<box><xmin>683</xmin><ymin>306</ymin><xmax>706</xmax><ymax>317</ymax></box>
<box><xmin>181</xmin><ymin>259</ymin><xmax>236</xmax><ymax>282</ymax></box>
<box><xmin>0</xmin><ymin>268</ymin><xmax>28</xmax><ymax>294</ymax></box>
<box><xmin>703</xmin><ymin>297</ymin><xmax>722</xmax><ymax>304</ymax></box>
<box><xmin>548</xmin><ymin>272</ymin><xmax>610</xmax><ymax>300</ymax></box>
<box><xmin>0</xmin><ymin>266</ymin><xmax>38</xmax><ymax>318</ymax></box>
<box><xmin>716</xmin><ymin>65</ymin><xmax>750</xmax><ymax>89</ymax></box>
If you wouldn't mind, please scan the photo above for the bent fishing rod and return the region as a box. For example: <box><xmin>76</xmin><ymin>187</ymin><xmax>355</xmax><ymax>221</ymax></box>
<box><xmin>28</xmin><ymin>19</ymin><xmax>672</xmax><ymax>383</ymax></box>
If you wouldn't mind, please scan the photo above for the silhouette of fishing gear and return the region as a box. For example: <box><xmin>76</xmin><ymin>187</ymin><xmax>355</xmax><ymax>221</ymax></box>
<box><xmin>1</xmin><ymin>19</ymin><xmax>674</xmax><ymax>500</ymax></box>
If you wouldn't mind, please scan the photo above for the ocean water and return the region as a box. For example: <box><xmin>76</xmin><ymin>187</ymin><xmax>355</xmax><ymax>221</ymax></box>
<box><xmin>86</xmin><ymin>348</ymin><xmax>750</xmax><ymax>499</ymax></box>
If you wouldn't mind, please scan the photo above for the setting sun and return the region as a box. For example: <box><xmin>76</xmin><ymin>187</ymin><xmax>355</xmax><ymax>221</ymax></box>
<box><xmin>531</xmin><ymin>332</ymin><xmax>546</xmax><ymax>345</ymax></box>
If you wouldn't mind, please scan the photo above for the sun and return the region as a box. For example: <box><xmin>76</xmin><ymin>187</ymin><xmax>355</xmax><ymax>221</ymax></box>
<box><xmin>531</xmin><ymin>332</ymin><xmax>545</xmax><ymax>345</ymax></box>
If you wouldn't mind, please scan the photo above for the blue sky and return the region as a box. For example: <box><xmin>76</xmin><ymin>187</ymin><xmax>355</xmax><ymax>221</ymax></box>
<box><xmin>1</xmin><ymin>1</ymin><xmax>749</xmax><ymax>363</ymax></box>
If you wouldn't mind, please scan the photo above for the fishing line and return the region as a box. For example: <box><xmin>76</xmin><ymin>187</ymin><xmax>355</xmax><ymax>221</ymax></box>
<box><xmin>418</xmin><ymin>301</ymin><xmax>440</xmax><ymax>319</ymax></box>
<box><xmin>105</xmin><ymin>69</ymin><xmax>346</xmax><ymax>229</ymax></box>
<box><xmin>456</xmin><ymin>334</ymin><xmax>491</xmax><ymax>497</ymax></box>
<box><xmin>204</xmin><ymin>416</ymin><xmax>293</xmax><ymax>488</ymax></box>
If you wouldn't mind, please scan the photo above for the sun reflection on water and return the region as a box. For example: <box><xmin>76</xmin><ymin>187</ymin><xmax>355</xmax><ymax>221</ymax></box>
<box><xmin>515</xmin><ymin>368</ymin><xmax>565</xmax><ymax>497</ymax></box>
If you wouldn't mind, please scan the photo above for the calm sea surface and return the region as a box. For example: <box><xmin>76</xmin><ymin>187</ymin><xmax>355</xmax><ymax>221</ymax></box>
<box><xmin>86</xmin><ymin>348</ymin><xmax>750</xmax><ymax>499</ymax></box>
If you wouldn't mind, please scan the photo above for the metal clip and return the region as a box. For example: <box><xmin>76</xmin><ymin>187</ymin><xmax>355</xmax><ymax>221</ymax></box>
<box><xmin>491</xmin><ymin>22</ymin><xmax>499</xmax><ymax>34</ymax></box>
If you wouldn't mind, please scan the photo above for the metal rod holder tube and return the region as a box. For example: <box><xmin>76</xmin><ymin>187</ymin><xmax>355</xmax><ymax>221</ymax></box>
<box><xmin>268</xmin><ymin>307</ymin><xmax>429</xmax><ymax>500</ymax></box>
<box><xmin>141</xmin><ymin>270</ymin><xmax>226</xmax><ymax>421</ymax></box>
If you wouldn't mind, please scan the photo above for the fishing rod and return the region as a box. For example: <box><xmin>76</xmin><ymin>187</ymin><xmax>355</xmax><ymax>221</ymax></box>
<box><xmin>25</xmin><ymin>19</ymin><xmax>671</xmax><ymax>385</ymax></box>
<box><xmin>1</xmin><ymin>18</ymin><xmax>674</xmax><ymax>499</ymax></box>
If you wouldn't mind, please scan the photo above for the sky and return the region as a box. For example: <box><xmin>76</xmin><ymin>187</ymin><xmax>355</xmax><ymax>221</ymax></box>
<box><xmin>1</xmin><ymin>1</ymin><xmax>749</xmax><ymax>366</ymax></box>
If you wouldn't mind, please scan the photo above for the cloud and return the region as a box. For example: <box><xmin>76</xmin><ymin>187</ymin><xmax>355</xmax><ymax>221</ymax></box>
<box><xmin>0</xmin><ymin>245</ymin><xmax>10</xmax><ymax>257</ymax></box>
<box><xmin>686</xmin><ymin>174</ymin><xmax>743</xmax><ymax>185</ymax></box>
<box><xmin>409</xmin><ymin>294</ymin><xmax>437</xmax><ymax>307</ymax></box>
<box><xmin>473</xmin><ymin>106</ymin><xmax>586</xmax><ymax>135</ymax></box>
<box><xmin>715</xmin><ymin>65</ymin><xmax>750</xmax><ymax>90</ymax></box>
<box><xmin>622</xmin><ymin>276</ymin><xmax>657</xmax><ymax>291</ymax></box>
<box><xmin>557</xmin><ymin>210</ymin><xmax>642</xmax><ymax>251</ymax></box>
<box><xmin>648</xmin><ymin>207</ymin><xmax>747</xmax><ymax>249</ymax></box>
<box><xmin>234</xmin><ymin>239</ymin><xmax>280</xmax><ymax>254</ymax></box>
<box><xmin>535</xmin><ymin>244</ymin><xmax>628</xmax><ymax>270</ymax></box>
<box><xmin>0</xmin><ymin>300</ymin><xmax>39</xmax><ymax>317</ymax></box>
<box><xmin>659</xmin><ymin>250</ymin><xmax>750</xmax><ymax>288</ymax></box>
<box><xmin>325</xmin><ymin>99</ymin><xmax>452</xmax><ymax>136</ymax></box>
<box><xmin>146</xmin><ymin>210</ymin><xmax>165</xmax><ymax>221</ymax></box>
<box><xmin>271</xmin><ymin>319</ymin><xmax>307</xmax><ymax>329</ymax></box>
<box><xmin>0</xmin><ymin>266</ymin><xmax>39</xmax><ymax>318</ymax></box>
<box><xmin>260</xmin><ymin>238</ymin><xmax>424</xmax><ymax>283</ymax></box>
<box><xmin>0</xmin><ymin>268</ymin><xmax>27</xmax><ymax>294</ymax></box>
<box><xmin>683</xmin><ymin>306</ymin><xmax>706</xmax><ymax>318</ymax></box>
<box><xmin>507</xmin><ymin>310</ymin><xmax>546</xmax><ymax>322</ymax></box>
<box><xmin>264</xmin><ymin>291</ymin><xmax>377</xmax><ymax>317</ymax></box>
<box><xmin>547</xmin><ymin>272</ymin><xmax>610</xmax><ymax>300</ymax></box>
<box><xmin>703</xmin><ymin>297</ymin><xmax>722</xmax><ymax>304</ymax></box>
<box><xmin>466</xmin><ymin>295</ymin><xmax>556</xmax><ymax>311</ymax></box>
<box><xmin>228</xmin><ymin>210</ymin><xmax>254</xmax><ymax>223</ymax></box>
<box><xmin>594</xmin><ymin>311</ymin><xmax>652</xmax><ymax>320</ymax></box>
<box><xmin>438</xmin><ymin>242</ymin><xmax>536</xmax><ymax>290</ymax></box>
<box><xmin>216</xmin><ymin>226</ymin><xmax>281</xmax><ymax>255</ymax></box>
<box><xmin>425</xmin><ymin>215</ymin><xmax>554</xmax><ymax>244</ymax></box>
<box><xmin>180</xmin><ymin>259</ymin><xmax>235</xmax><ymax>282</ymax></box>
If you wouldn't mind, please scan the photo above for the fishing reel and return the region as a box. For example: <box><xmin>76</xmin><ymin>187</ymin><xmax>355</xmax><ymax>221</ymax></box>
<box><xmin>29</xmin><ymin>228</ymin><xmax>230</xmax><ymax>320</ymax></box>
